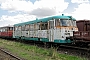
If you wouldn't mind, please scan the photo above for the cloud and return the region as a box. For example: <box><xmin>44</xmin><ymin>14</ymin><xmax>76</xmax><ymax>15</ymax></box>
<box><xmin>30</xmin><ymin>0</ymin><xmax>69</xmax><ymax>17</ymax></box>
<box><xmin>62</xmin><ymin>0</ymin><xmax>90</xmax><ymax>20</ymax></box>
<box><xmin>71</xmin><ymin>0</ymin><xmax>89</xmax><ymax>4</ymax></box>
<box><xmin>0</xmin><ymin>0</ymin><xmax>6</xmax><ymax>3</ymax></box>
<box><xmin>0</xmin><ymin>14</ymin><xmax>36</xmax><ymax>27</ymax></box>
<box><xmin>0</xmin><ymin>0</ymin><xmax>33</xmax><ymax>12</ymax></box>
<box><xmin>1</xmin><ymin>0</ymin><xmax>90</xmax><ymax>25</ymax></box>
<box><xmin>0</xmin><ymin>0</ymin><xmax>69</xmax><ymax>17</ymax></box>
<box><xmin>70</xmin><ymin>2</ymin><xmax>90</xmax><ymax>20</ymax></box>
<box><xmin>30</xmin><ymin>8</ymin><xmax>56</xmax><ymax>17</ymax></box>
<box><xmin>0</xmin><ymin>0</ymin><xmax>69</xmax><ymax>27</ymax></box>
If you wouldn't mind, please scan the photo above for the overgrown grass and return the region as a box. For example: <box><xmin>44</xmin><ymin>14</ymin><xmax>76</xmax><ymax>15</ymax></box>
<box><xmin>0</xmin><ymin>39</ymin><xmax>87</xmax><ymax>60</ymax></box>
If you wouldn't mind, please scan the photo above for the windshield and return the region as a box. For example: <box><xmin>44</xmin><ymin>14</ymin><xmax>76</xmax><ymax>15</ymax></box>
<box><xmin>55</xmin><ymin>19</ymin><xmax>77</xmax><ymax>27</ymax></box>
<box><xmin>72</xmin><ymin>20</ymin><xmax>77</xmax><ymax>27</ymax></box>
<box><xmin>60</xmin><ymin>19</ymin><xmax>73</xmax><ymax>26</ymax></box>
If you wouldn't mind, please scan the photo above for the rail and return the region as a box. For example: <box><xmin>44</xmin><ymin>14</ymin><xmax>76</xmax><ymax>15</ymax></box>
<box><xmin>0</xmin><ymin>48</ymin><xmax>23</xmax><ymax>60</ymax></box>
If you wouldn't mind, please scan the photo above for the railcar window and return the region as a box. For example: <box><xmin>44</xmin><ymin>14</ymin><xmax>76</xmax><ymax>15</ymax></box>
<box><xmin>18</xmin><ymin>26</ymin><xmax>21</xmax><ymax>31</ymax></box>
<box><xmin>66</xmin><ymin>20</ymin><xmax>73</xmax><ymax>26</ymax></box>
<box><xmin>5</xmin><ymin>28</ymin><xmax>7</xmax><ymax>31</ymax></box>
<box><xmin>30</xmin><ymin>24</ymin><xmax>34</xmax><ymax>31</ymax></box>
<box><xmin>41</xmin><ymin>22</ymin><xmax>48</xmax><ymax>30</ymax></box>
<box><xmin>9</xmin><ymin>27</ymin><xmax>13</xmax><ymax>30</ymax></box>
<box><xmin>1</xmin><ymin>29</ymin><xmax>3</xmax><ymax>32</ymax></box>
<box><xmin>55</xmin><ymin>19</ymin><xmax>60</xmax><ymax>26</ymax></box>
<box><xmin>49</xmin><ymin>21</ymin><xmax>54</xmax><ymax>29</ymax></box>
<box><xmin>3</xmin><ymin>29</ymin><xmax>5</xmax><ymax>32</ymax></box>
<box><xmin>25</xmin><ymin>25</ymin><xmax>29</xmax><ymax>31</ymax></box>
<box><xmin>60</xmin><ymin>19</ymin><xmax>73</xmax><ymax>26</ymax></box>
<box><xmin>41</xmin><ymin>24</ymin><xmax>44</xmax><ymax>30</ymax></box>
<box><xmin>22</xmin><ymin>25</ymin><xmax>25</xmax><ymax>31</ymax></box>
<box><xmin>13</xmin><ymin>27</ymin><xmax>15</xmax><ymax>31</ymax></box>
<box><xmin>45</xmin><ymin>23</ymin><xmax>48</xmax><ymax>30</ymax></box>
<box><xmin>60</xmin><ymin>19</ymin><xmax>67</xmax><ymax>26</ymax></box>
<box><xmin>15</xmin><ymin>27</ymin><xmax>18</xmax><ymax>30</ymax></box>
<box><xmin>73</xmin><ymin>21</ymin><xmax>77</xmax><ymax>27</ymax></box>
<box><xmin>34</xmin><ymin>24</ymin><xmax>36</xmax><ymax>30</ymax></box>
<box><xmin>66</xmin><ymin>20</ymin><xmax>70</xmax><ymax>26</ymax></box>
<box><xmin>69</xmin><ymin>20</ymin><xmax>73</xmax><ymax>26</ymax></box>
<box><xmin>36</xmin><ymin>23</ymin><xmax>40</xmax><ymax>30</ymax></box>
<box><xmin>0</xmin><ymin>29</ymin><xmax>1</xmax><ymax>32</ymax></box>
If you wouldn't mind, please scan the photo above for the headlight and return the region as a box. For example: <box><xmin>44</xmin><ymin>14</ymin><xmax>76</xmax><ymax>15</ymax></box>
<box><xmin>75</xmin><ymin>28</ymin><xmax>78</xmax><ymax>31</ymax></box>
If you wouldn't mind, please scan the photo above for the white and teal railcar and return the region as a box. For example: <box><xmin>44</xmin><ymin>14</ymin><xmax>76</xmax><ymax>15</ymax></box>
<box><xmin>13</xmin><ymin>14</ymin><xmax>78</xmax><ymax>43</ymax></box>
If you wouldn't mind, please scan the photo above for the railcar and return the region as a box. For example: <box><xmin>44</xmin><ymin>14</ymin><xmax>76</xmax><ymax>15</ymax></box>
<box><xmin>76</xmin><ymin>20</ymin><xmax>90</xmax><ymax>31</ymax></box>
<box><xmin>73</xmin><ymin>20</ymin><xmax>90</xmax><ymax>46</ymax></box>
<box><xmin>0</xmin><ymin>26</ymin><xmax>13</xmax><ymax>38</ymax></box>
<box><xmin>13</xmin><ymin>14</ymin><xmax>78</xmax><ymax>44</ymax></box>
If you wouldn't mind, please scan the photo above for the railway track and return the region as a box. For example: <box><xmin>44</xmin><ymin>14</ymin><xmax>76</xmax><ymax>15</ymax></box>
<box><xmin>24</xmin><ymin>40</ymin><xmax>90</xmax><ymax>59</ymax></box>
<box><xmin>2</xmin><ymin>38</ymin><xmax>90</xmax><ymax>60</ymax></box>
<box><xmin>29</xmin><ymin>42</ymin><xmax>90</xmax><ymax>59</ymax></box>
<box><xmin>59</xmin><ymin>45</ymin><xmax>90</xmax><ymax>51</ymax></box>
<box><xmin>0</xmin><ymin>47</ymin><xmax>23</xmax><ymax>60</ymax></box>
<box><xmin>57</xmin><ymin>45</ymin><xmax>90</xmax><ymax>59</ymax></box>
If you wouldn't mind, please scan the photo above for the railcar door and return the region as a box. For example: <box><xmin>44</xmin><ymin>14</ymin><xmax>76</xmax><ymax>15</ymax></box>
<box><xmin>49</xmin><ymin>20</ymin><xmax>54</xmax><ymax>42</ymax></box>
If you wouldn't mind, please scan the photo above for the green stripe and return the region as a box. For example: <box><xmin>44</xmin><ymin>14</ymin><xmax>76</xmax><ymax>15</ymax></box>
<box><xmin>40</xmin><ymin>38</ymin><xmax>49</xmax><ymax>42</ymax></box>
<box><xmin>54</xmin><ymin>39</ymin><xmax>71</xmax><ymax>43</ymax></box>
<box><xmin>21</xmin><ymin>37</ymin><xmax>38</xmax><ymax>41</ymax></box>
<box><xmin>14</xmin><ymin>36</ymin><xmax>20</xmax><ymax>39</ymax></box>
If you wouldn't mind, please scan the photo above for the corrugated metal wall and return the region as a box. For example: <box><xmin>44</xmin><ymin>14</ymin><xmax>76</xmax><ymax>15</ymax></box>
<box><xmin>76</xmin><ymin>20</ymin><xmax>90</xmax><ymax>31</ymax></box>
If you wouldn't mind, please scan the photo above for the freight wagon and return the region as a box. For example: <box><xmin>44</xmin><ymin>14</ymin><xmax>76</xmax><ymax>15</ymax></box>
<box><xmin>73</xmin><ymin>20</ymin><xmax>90</xmax><ymax>46</ymax></box>
<box><xmin>76</xmin><ymin>20</ymin><xmax>90</xmax><ymax>31</ymax></box>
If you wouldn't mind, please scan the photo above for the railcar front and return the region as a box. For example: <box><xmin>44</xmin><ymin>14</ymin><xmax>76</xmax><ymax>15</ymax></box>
<box><xmin>49</xmin><ymin>16</ymin><xmax>78</xmax><ymax>44</ymax></box>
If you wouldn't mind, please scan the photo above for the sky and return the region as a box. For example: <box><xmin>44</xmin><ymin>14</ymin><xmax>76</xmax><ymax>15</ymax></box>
<box><xmin>0</xmin><ymin>0</ymin><xmax>90</xmax><ymax>27</ymax></box>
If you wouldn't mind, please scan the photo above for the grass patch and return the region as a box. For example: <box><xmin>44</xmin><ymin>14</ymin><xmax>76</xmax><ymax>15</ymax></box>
<box><xmin>0</xmin><ymin>39</ymin><xmax>87</xmax><ymax>60</ymax></box>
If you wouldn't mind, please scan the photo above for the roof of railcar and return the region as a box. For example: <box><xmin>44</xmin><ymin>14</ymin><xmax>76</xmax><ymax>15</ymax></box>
<box><xmin>14</xmin><ymin>14</ymin><xmax>76</xmax><ymax>26</ymax></box>
<box><xmin>0</xmin><ymin>25</ymin><xmax>13</xmax><ymax>29</ymax></box>
<box><xmin>76</xmin><ymin>20</ymin><xmax>90</xmax><ymax>22</ymax></box>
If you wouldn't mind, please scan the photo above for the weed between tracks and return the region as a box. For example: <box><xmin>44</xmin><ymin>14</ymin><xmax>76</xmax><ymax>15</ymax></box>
<box><xmin>0</xmin><ymin>39</ymin><xmax>87</xmax><ymax>60</ymax></box>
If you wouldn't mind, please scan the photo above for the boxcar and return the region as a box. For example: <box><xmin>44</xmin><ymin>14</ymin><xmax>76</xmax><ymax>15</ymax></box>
<box><xmin>13</xmin><ymin>14</ymin><xmax>78</xmax><ymax>44</ymax></box>
<box><xmin>0</xmin><ymin>26</ymin><xmax>13</xmax><ymax>38</ymax></box>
